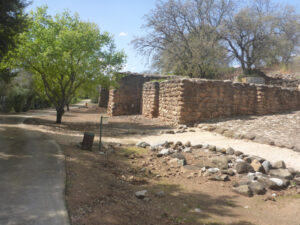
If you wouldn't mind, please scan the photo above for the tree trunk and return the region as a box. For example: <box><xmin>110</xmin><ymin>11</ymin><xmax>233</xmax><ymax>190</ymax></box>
<box><xmin>56</xmin><ymin>107</ymin><xmax>65</xmax><ymax>124</ymax></box>
<box><xmin>66</xmin><ymin>103</ymin><xmax>70</xmax><ymax>111</ymax></box>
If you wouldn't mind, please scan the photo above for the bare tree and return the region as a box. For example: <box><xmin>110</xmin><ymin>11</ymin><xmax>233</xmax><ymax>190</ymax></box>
<box><xmin>132</xmin><ymin>0</ymin><xmax>233</xmax><ymax>78</ymax></box>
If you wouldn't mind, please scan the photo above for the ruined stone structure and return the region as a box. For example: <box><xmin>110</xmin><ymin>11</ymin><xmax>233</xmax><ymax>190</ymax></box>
<box><xmin>107</xmin><ymin>74</ymin><xmax>300</xmax><ymax>125</ymax></box>
<box><xmin>142</xmin><ymin>79</ymin><xmax>300</xmax><ymax>125</ymax></box>
<box><xmin>142</xmin><ymin>82</ymin><xmax>159</xmax><ymax>118</ymax></box>
<box><xmin>107</xmin><ymin>73</ymin><xmax>172</xmax><ymax>116</ymax></box>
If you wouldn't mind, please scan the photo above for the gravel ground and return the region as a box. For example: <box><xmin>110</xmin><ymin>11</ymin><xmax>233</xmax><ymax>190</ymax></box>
<box><xmin>197</xmin><ymin>111</ymin><xmax>300</xmax><ymax>151</ymax></box>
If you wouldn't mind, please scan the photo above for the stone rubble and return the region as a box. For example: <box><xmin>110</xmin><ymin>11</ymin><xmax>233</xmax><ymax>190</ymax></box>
<box><xmin>136</xmin><ymin>139</ymin><xmax>300</xmax><ymax>198</ymax></box>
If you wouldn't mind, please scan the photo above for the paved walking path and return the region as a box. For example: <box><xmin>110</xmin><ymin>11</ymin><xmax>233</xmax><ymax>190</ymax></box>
<box><xmin>0</xmin><ymin>116</ymin><xmax>69</xmax><ymax>225</ymax></box>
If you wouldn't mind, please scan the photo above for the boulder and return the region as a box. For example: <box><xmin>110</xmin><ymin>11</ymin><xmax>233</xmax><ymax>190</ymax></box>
<box><xmin>209</xmin><ymin>175</ymin><xmax>229</xmax><ymax>181</ymax></box>
<box><xmin>269</xmin><ymin>178</ymin><xmax>290</xmax><ymax>189</ymax></box>
<box><xmin>211</xmin><ymin>156</ymin><xmax>229</xmax><ymax>170</ymax></box>
<box><xmin>232</xmin><ymin>185</ymin><xmax>253</xmax><ymax>197</ymax></box>
<box><xmin>257</xmin><ymin>176</ymin><xmax>276</xmax><ymax>189</ymax></box>
<box><xmin>249</xmin><ymin>181</ymin><xmax>266</xmax><ymax>195</ymax></box>
<box><xmin>251</xmin><ymin>159</ymin><xmax>264</xmax><ymax>173</ymax></box>
<box><xmin>192</xmin><ymin>144</ymin><xmax>203</xmax><ymax>149</ymax></box>
<box><xmin>262</xmin><ymin>161</ymin><xmax>272</xmax><ymax>173</ymax></box>
<box><xmin>183</xmin><ymin>147</ymin><xmax>192</xmax><ymax>153</ymax></box>
<box><xmin>226</xmin><ymin>147</ymin><xmax>235</xmax><ymax>155</ymax></box>
<box><xmin>269</xmin><ymin>169</ymin><xmax>293</xmax><ymax>180</ymax></box>
<box><xmin>236</xmin><ymin>162</ymin><xmax>254</xmax><ymax>174</ymax></box>
<box><xmin>272</xmin><ymin>160</ymin><xmax>286</xmax><ymax>169</ymax></box>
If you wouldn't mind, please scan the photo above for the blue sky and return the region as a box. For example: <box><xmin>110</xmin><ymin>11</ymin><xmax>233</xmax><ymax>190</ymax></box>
<box><xmin>27</xmin><ymin>0</ymin><xmax>300</xmax><ymax>73</ymax></box>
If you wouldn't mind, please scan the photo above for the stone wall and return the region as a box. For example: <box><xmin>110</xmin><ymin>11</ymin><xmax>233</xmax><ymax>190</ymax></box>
<box><xmin>142</xmin><ymin>82</ymin><xmax>159</xmax><ymax>118</ymax></box>
<box><xmin>107</xmin><ymin>73</ymin><xmax>171</xmax><ymax>116</ymax></box>
<box><xmin>148</xmin><ymin>79</ymin><xmax>300</xmax><ymax>125</ymax></box>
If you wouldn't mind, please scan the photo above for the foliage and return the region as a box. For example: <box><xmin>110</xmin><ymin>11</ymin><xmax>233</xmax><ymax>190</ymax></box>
<box><xmin>132</xmin><ymin>0</ymin><xmax>232</xmax><ymax>78</ymax></box>
<box><xmin>0</xmin><ymin>0</ymin><xmax>29</xmax><ymax>62</ymax></box>
<box><xmin>133</xmin><ymin>0</ymin><xmax>300</xmax><ymax>77</ymax></box>
<box><xmin>10</xmin><ymin>6</ymin><xmax>126</xmax><ymax>123</ymax></box>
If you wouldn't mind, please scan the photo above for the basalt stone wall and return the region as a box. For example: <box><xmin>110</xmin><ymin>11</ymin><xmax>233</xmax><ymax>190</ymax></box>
<box><xmin>142</xmin><ymin>82</ymin><xmax>159</xmax><ymax>118</ymax></box>
<box><xmin>107</xmin><ymin>73</ymin><xmax>171</xmax><ymax>116</ymax></box>
<box><xmin>98</xmin><ymin>87</ymin><xmax>109</xmax><ymax>107</ymax></box>
<box><xmin>145</xmin><ymin>78</ymin><xmax>300</xmax><ymax>125</ymax></box>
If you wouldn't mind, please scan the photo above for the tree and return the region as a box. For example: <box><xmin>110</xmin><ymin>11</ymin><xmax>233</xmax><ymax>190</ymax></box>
<box><xmin>0</xmin><ymin>0</ymin><xmax>29</xmax><ymax>83</ymax></box>
<box><xmin>11</xmin><ymin>7</ymin><xmax>126</xmax><ymax>123</ymax></box>
<box><xmin>220</xmin><ymin>0</ymin><xmax>300</xmax><ymax>75</ymax></box>
<box><xmin>132</xmin><ymin>0</ymin><xmax>232</xmax><ymax>78</ymax></box>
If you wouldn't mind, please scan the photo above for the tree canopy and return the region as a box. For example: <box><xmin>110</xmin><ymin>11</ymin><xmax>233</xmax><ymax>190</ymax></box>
<box><xmin>10</xmin><ymin>7</ymin><xmax>126</xmax><ymax>123</ymax></box>
<box><xmin>133</xmin><ymin>0</ymin><xmax>300</xmax><ymax>77</ymax></box>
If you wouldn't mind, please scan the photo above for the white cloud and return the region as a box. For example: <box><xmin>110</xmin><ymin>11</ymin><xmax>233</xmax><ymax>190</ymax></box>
<box><xmin>119</xmin><ymin>32</ymin><xmax>128</xmax><ymax>37</ymax></box>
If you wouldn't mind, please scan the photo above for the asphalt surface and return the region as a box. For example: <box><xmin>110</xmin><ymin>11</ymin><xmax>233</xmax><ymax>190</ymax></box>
<box><xmin>0</xmin><ymin>116</ymin><xmax>70</xmax><ymax>225</ymax></box>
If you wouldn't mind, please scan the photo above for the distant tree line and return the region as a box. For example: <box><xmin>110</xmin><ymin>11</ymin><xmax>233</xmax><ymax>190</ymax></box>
<box><xmin>132</xmin><ymin>0</ymin><xmax>300</xmax><ymax>78</ymax></box>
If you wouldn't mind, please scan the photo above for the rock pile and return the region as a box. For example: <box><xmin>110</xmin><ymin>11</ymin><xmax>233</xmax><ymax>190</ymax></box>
<box><xmin>136</xmin><ymin>140</ymin><xmax>300</xmax><ymax>198</ymax></box>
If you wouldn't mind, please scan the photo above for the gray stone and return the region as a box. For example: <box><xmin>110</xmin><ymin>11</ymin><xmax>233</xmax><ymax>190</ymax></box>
<box><xmin>236</xmin><ymin>162</ymin><xmax>254</xmax><ymax>174</ymax></box>
<box><xmin>178</xmin><ymin>159</ymin><xmax>186</xmax><ymax>166</ymax></box>
<box><xmin>157</xmin><ymin>149</ymin><xmax>171</xmax><ymax>157</ymax></box>
<box><xmin>135</xmin><ymin>190</ymin><xmax>147</xmax><ymax>199</ymax></box>
<box><xmin>249</xmin><ymin>181</ymin><xmax>266</xmax><ymax>195</ymax></box>
<box><xmin>209</xmin><ymin>175</ymin><xmax>229</xmax><ymax>181</ymax></box>
<box><xmin>165</xmin><ymin>130</ymin><xmax>175</xmax><ymax>134</ymax></box>
<box><xmin>262</xmin><ymin>161</ymin><xmax>272</xmax><ymax>173</ymax></box>
<box><xmin>211</xmin><ymin>156</ymin><xmax>229</xmax><ymax>170</ymax></box>
<box><xmin>207</xmin><ymin>168</ymin><xmax>220</xmax><ymax>174</ymax></box>
<box><xmin>172</xmin><ymin>153</ymin><xmax>186</xmax><ymax>160</ymax></box>
<box><xmin>182</xmin><ymin>165</ymin><xmax>201</xmax><ymax>172</ymax></box>
<box><xmin>151</xmin><ymin>140</ymin><xmax>168</xmax><ymax>148</ymax></box>
<box><xmin>234</xmin><ymin>151</ymin><xmax>243</xmax><ymax>156</ymax></box>
<box><xmin>269</xmin><ymin>169</ymin><xmax>293</xmax><ymax>180</ymax></box>
<box><xmin>221</xmin><ymin>169</ymin><xmax>235</xmax><ymax>176</ymax></box>
<box><xmin>226</xmin><ymin>147</ymin><xmax>235</xmax><ymax>155</ymax></box>
<box><xmin>232</xmin><ymin>185</ymin><xmax>253</xmax><ymax>197</ymax></box>
<box><xmin>272</xmin><ymin>160</ymin><xmax>286</xmax><ymax>169</ymax></box>
<box><xmin>178</xmin><ymin>124</ymin><xmax>187</xmax><ymax>129</ymax></box>
<box><xmin>136</xmin><ymin>141</ymin><xmax>150</xmax><ymax>148</ymax></box>
<box><xmin>257</xmin><ymin>176</ymin><xmax>276</xmax><ymax>189</ymax></box>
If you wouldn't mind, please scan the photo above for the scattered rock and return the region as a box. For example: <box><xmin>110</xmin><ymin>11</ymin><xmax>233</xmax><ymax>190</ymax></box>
<box><xmin>207</xmin><ymin>168</ymin><xmax>220</xmax><ymax>174</ymax></box>
<box><xmin>226</xmin><ymin>147</ymin><xmax>235</xmax><ymax>155</ymax></box>
<box><xmin>232</xmin><ymin>185</ymin><xmax>253</xmax><ymax>197</ymax></box>
<box><xmin>269</xmin><ymin>169</ymin><xmax>293</xmax><ymax>180</ymax></box>
<box><xmin>262</xmin><ymin>161</ymin><xmax>272</xmax><ymax>173</ymax></box>
<box><xmin>272</xmin><ymin>160</ymin><xmax>286</xmax><ymax>169</ymax></box>
<box><xmin>192</xmin><ymin>144</ymin><xmax>202</xmax><ymax>149</ymax></box>
<box><xmin>251</xmin><ymin>159</ymin><xmax>264</xmax><ymax>173</ymax></box>
<box><xmin>135</xmin><ymin>190</ymin><xmax>147</xmax><ymax>199</ymax></box>
<box><xmin>211</xmin><ymin>156</ymin><xmax>229</xmax><ymax>169</ymax></box>
<box><xmin>236</xmin><ymin>162</ymin><xmax>254</xmax><ymax>174</ymax></box>
<box><xmin>221</xmin><ymin>169</ymin><xmax>235</xmax><ymax>176</ymax></box>
<box><xmin>157</xmin><ymin>149</ymin><xmax>172</xmax><ymax>157</ymax></box>
<box><xmin>202</xmin><ymin>144</ymin><xmax>209</xmax><ymax>149</ymax></box>
<box><xmin>193</xmin><ymin>208</ymin><xmax>202</xmax><ymax>213</ymax></box>
<box><xmin>234</xmin><ymin>151</ymin><xmax>243</xmax><ymax>156</ymax></box>
<box><xmin>151</xmin><ymin>140</ymin><xmax>168</xmax><ymax>148</ymax></box>
<box><xmin>249</xmin><ymin>181</ymin><xmax>266</xmax><ymax>195</ymax></box>
<box><xmin>136</xmin><ymin>141</ymin><xmax>150</xmax><ymax>148</ymax></box>
<box><xmin>209</xmin><ymin>175</ymin><xmax>229</xmax><ymax>181</ymax></box>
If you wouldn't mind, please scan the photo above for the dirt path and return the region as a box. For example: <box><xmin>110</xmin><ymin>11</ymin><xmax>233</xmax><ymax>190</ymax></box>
<box><xmin>0</xmin><ymin>117</ymin><xmax>70</xmax><ymax>225</ymax></box>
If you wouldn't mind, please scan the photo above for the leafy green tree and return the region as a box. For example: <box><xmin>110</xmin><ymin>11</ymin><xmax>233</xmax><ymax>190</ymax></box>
<box><xmin>11</xmin><ymin>7</ymin><xmax>125</xmax><ymax>123</ymax></box>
